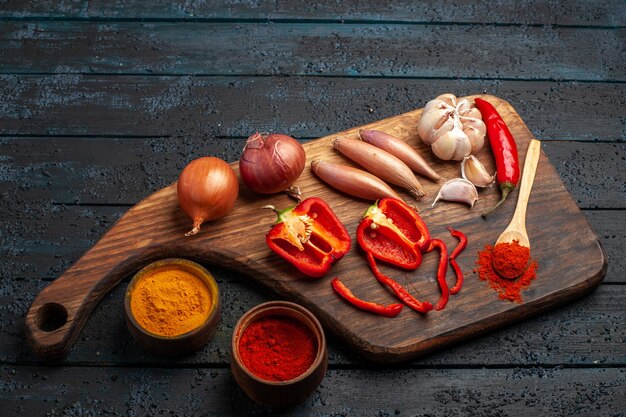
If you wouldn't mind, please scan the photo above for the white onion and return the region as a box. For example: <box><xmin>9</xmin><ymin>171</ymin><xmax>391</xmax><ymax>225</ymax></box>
<box><xmin>177</xmin><ymin>157</ymin><xmax>239</xmax><ymax>236</ymax></box>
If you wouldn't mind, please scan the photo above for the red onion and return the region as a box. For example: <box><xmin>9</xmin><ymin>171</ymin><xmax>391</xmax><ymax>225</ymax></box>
<box><xmin>239</xmin><ymin>132</ymin><xmax>306</xmax><ymax>200</ymax></box>
<box><xmin>177</xmin><ymin>157</ymin><xmax>239</xmax><ymax>236</ymax></box>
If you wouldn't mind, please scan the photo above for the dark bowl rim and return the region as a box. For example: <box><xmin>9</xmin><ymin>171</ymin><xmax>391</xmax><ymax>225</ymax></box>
<box><xmin>231</xmin><ymin>300</ymin><xmax>327</xmax><ymax>386</ymax></box>
<box><xmin>124</xmin><ymin>258</ymin><xmax>220</xmax><ymax>341</ymax></box>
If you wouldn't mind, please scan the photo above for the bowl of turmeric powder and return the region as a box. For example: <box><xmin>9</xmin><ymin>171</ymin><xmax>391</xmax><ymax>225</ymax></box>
<box><xmin>124</xmin><ymin>258</ymin><xmax>220</xmax><ymax>356</ymax></box>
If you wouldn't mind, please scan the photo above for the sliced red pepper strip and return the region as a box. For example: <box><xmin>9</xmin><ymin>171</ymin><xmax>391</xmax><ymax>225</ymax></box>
<box><xmin>449</xmin><ymin>260</ymin><xmax>463</xmax><ymax>295</ymax></box>
<box><xmin>266</xmin><ymin>197</ymin><xmax>351</xmax><ymax>278</ymax></box>
<box><xmin>426</xmin><ymin>238</ymin><xmax>449</xmax><ymax>311</ymax></box>
<box><xmin>366</xmin><ymin>253</ymin><xmax>433</xmax><ymax>313</ymax></box>
<box><xmin>331</xmin><ymin>277</ymin><xmax>403</xmax><ymax>318</ymax></box>
<box><xmin>447</xmin><ymin>226</ymin><xmax>468</xmax><ymax>295</ymax></box>
<box><xmin>357</xmin><ymin>216</ymin><xmax>421</xmax><ymax>270</ymax></box>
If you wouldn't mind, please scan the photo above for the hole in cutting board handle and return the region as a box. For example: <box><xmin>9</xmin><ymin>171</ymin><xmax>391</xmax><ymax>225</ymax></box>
<box><xmin>36</xmin><ymin>302</ymin><xmax>68</xmax><ymax>332</ymax></box>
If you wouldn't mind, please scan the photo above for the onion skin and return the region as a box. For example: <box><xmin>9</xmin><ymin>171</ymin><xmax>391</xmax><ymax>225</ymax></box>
<box><xmin>239</xmin><ymin>132</ymin><xmax>306</xmax><ymax>195</ymax></box>
<box><xmin>359</xmin><ymin>129</ymin><xmax>442</xmax><ymax>182</ymax></box>
<box><xmin>333</xmin><ymin>136</ymin><xmax>425</xmax><ymax>200</ymax></box>
<box><xmin>177</xmin><ymin>156</ymin><xmax>239</xmax><ymax>236</ymax></box>
<box><xmin>311</xmin><ymin>159</ymin><xmax>401</xmax><ymax>201</ymax></box>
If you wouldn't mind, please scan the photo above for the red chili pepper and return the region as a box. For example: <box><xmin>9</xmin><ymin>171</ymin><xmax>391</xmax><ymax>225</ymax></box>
<box><xmin>426</xmin><ymin>238</ymin><xmax>449</xmax><ymax>311</ymax></box>
<box><xmin>474</xmin><ymin>97</ymin><xmax>520</xmax><ymax>218</ymax></box>
<box><xmin>265</xmin><ymin>197</ymin><xmax>351</xmax><ymax>278</ymax></box>
<box><xmin>447</xmin><ymin>226</ymin><xmax>468</xmax><ymax>295</ymax></box>
<box><xmin>331</xmin><ymin>277</ymin><xmax>404</xmax><ymax>318</ymax></box>
<box><xmin>366</xmin><ymin>253</ymin><xmax>433</xmax><ymax>313</ymax></box>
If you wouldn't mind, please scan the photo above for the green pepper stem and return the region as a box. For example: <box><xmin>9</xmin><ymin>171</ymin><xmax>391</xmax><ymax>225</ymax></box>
<box><xmin>482</xmin><ymin>186</ymin><xmax>511</xmax><ymax>218</ymax></box>
<box><xmin>262</xmin><ymin>204</ymin><xmax>279</xmax><ymax>214</ymax></box>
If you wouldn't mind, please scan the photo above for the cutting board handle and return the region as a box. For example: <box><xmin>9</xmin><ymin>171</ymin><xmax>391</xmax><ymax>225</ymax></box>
<box><xmin>25</xmin><ymin>186</ymin><xmax>184</xmax><ymax>359</ymax></box>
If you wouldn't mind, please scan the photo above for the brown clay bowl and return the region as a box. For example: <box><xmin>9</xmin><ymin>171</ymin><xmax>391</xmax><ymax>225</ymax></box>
<box><xmin>230</xmin><ymin>301</ymin><xmax>328</xmax><ymax>408</ymax></box>
<box><xmin>124</xmin><ymin>258</ymin><xmax>220</xmax><ymax>356</ymax></box>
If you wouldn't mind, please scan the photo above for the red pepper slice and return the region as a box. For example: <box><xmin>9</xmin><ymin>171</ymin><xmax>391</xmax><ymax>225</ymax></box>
<box><xmin>447</xmin><ymin>226</ymin><xmax>468</xmax><ymax>295</ymax></box>
<box><xmin>357</xmin><ymin>198</ymin><xmax>430</xmax><ymax>269</ymax></box>
<box><xmin>474</xmin><ymin>97</ymin><xmax>520</xmax><ymax>217</ymax></box>
<box><xmin>426</xmin><ymin>238</ymin><xmax>449</xmax><ymax>311</ymax></box>
<box><xmin>331</xmin><ymin>277</ymin><xmax>403</xmax><ymax>318</ymax></box>
<box><xmin>366</xmin><ymin>253</ymin><xmax>433</xmax><ymax>313</ymax></box>
<box><xmin>266</xmin><ymin>197</ymin><xmax>351</xmax><ymax>278</ymax></box>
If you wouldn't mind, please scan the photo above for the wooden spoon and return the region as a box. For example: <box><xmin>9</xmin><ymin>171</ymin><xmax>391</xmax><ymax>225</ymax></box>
<box><xmin>493</xmin><ymin>139</ymin><xmax>541</xmax><ymax>276</ymax></box>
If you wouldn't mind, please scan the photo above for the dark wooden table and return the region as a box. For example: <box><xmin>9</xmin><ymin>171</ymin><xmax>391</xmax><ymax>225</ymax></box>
<box><xmin>1</xmin><ymin>1</ymin><xmax>625</xmax><ymax>415</ymax></box>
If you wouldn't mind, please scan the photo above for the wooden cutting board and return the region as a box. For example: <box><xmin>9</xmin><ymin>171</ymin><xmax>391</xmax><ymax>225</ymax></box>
<box><xmin>25</xmin><ymin>95</ymin><xmax>607</xmax><ymax>362</ymax></box>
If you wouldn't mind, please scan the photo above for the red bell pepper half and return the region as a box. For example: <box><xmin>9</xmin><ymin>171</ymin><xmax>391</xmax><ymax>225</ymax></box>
<box><xmin>265</xmin><ymin>197</ymin><xmax>351</xmax><ymax>278</ymax></box>
<box><xmin>357</xmin><ymin>198</ymin><xmax>431</xmax><ymax>270</ymax></box>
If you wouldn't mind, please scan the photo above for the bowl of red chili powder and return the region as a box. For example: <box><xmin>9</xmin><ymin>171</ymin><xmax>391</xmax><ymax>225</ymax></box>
<box><xmin>230</xmin><ymin>301</ymin><xmax>328</xmax><ymax>407</ymax></box>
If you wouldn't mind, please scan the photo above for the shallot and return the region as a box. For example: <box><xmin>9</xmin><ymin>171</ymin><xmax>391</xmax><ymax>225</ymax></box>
<box><xmin>359</xmin><ymin>129</ymin><xmax>442</xmax><ymax>182</ymax></box>
<box><xmin>311</xmin><ymin>159</ymin><xmax>401</xmax><ymax>201</ymax></box>
<box><xmin>177</xmin><ymin>156</ymin><xmax>239</xmax><ymax>236</ymax></box>
<box><xmin>333</xmin><ymin>136</ymin><xmax>425</xmax><ymax>200</ymax></box>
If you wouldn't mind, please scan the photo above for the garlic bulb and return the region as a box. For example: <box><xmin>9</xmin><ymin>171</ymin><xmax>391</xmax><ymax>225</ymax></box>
<box><xmin>417</xmin><ymin>94</ymin><xmax>487</xmax><ymax>161</ymax></box>
<box><xmin>432</xmin><ymin>178</ymin><xmax>478</xmax><ymax>208</ymax></box>
<box><xmin>461</xmin><ymin>155</ymin><xmax>495</xmax><ymax>187</ymax></box>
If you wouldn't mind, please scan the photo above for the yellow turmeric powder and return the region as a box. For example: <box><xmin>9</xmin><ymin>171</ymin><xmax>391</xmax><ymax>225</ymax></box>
<box><xmin>129</xmin><ymin>267</ymin><xmax>212</xmax><ymax>337</ymax></box>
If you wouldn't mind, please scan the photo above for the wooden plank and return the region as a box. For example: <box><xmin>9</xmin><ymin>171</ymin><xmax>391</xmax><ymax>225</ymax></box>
<box><xmin>0</xmin><ymin>22</ymin><xmax>623</xmax><ymax>80</ymax></box>
<box><xmin>1</xmin><ymin>205</ymin><xmax>622</xmax><ymax>284</ymax></box>
<box><xmin>0</xmin><ymin>205</ymin><xmax>125</xmax><ymax>281</ymax></box>
<box><xmin>5</xmin><ymin>204</ymin><xmax>624</xmax><ymax>286</ymax></box>
<box><xmin>0</xmin><ymin>75</ymin><xmax>624</xmax><ymax>140</ymax></box>
<box><xmin>2</xmin><ymin>276</ymin><xmax>625</xmax><ymax>366</ymax></box>
<box><xmin>1</xmin><ymin>138</ymin><xmax>624</xmax><ymax>208</ymax></box>
<box><xmin>542</xmin><ymin>142</ymin><xmax>626</xmax><ymax>210</ymax></box>
<box><xmin>21</xmin><ymin>96</ymin><xmax>606</xmax><ymax>362</ymax></box>
<box><xmin>1</xmin><ymin>365</ymin><xmax>624</xmax><ymax>416</ymax></box>
<box><xmin>0</xmin><ymin>0</ymin><xmax>623</xmax><ymax>26</ymax></box>
<box><xmin>586</xmin><ymin>211</ymin><xmax>626</xmax><ymax>284</ymax></box>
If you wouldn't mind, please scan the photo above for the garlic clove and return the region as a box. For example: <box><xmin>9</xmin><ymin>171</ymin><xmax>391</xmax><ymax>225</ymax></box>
<box><xmin>430</xmin><ymin>130</ymin><xmax>457</xmax><ymax>160</ymax></box>
<box><xmin>452</xmin><ymin>132</ymin><xmax>473</xmax><ymax>161</ymax></box>
<box><xmin>461</xmin><ymin>155</ymin><xmax>495</xmax><ymax>188</ymax></box>
<box><xmin>460</xmin><ymin>116</ymin><xmax>486</xmax><ymax>154</ymax></box>
<box><xmin>432</xmin><ymin>126</ymin><xmax>472</xmax><ymax>161</ymax></box>
<box><xmin>418</xmin><ymin>108</ymin><xmax>450</xmax><ymax>145</ymax></box>
<box><xmin>432</xmin><ymin>178</ymin><xmax>479</xmax><ymax>208</ymax></box>
<box><xmin>435</xmin><ymin>93</ymin><xmax>457</xmax><ymax>107</ymax></box>
<box><xmin>456</xmin><ymin>98</ymin><xmax>473</xmax><ymax>114</ymax></box>
<box><xmin>462</xmin><ymin>107</ymin><xmax>482</xmax><ymax>120</ymax></box>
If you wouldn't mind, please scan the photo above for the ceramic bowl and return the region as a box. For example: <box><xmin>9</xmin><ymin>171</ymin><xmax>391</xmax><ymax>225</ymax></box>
<box><xmin>230</xmin><ymin>301</ymin><xmax>328</xmax><ymax>408</ymax></box>
<box><xmin>124</xmin><ymin>258</ymin><xmax>220</xmax><ymax>356</ymax></box>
